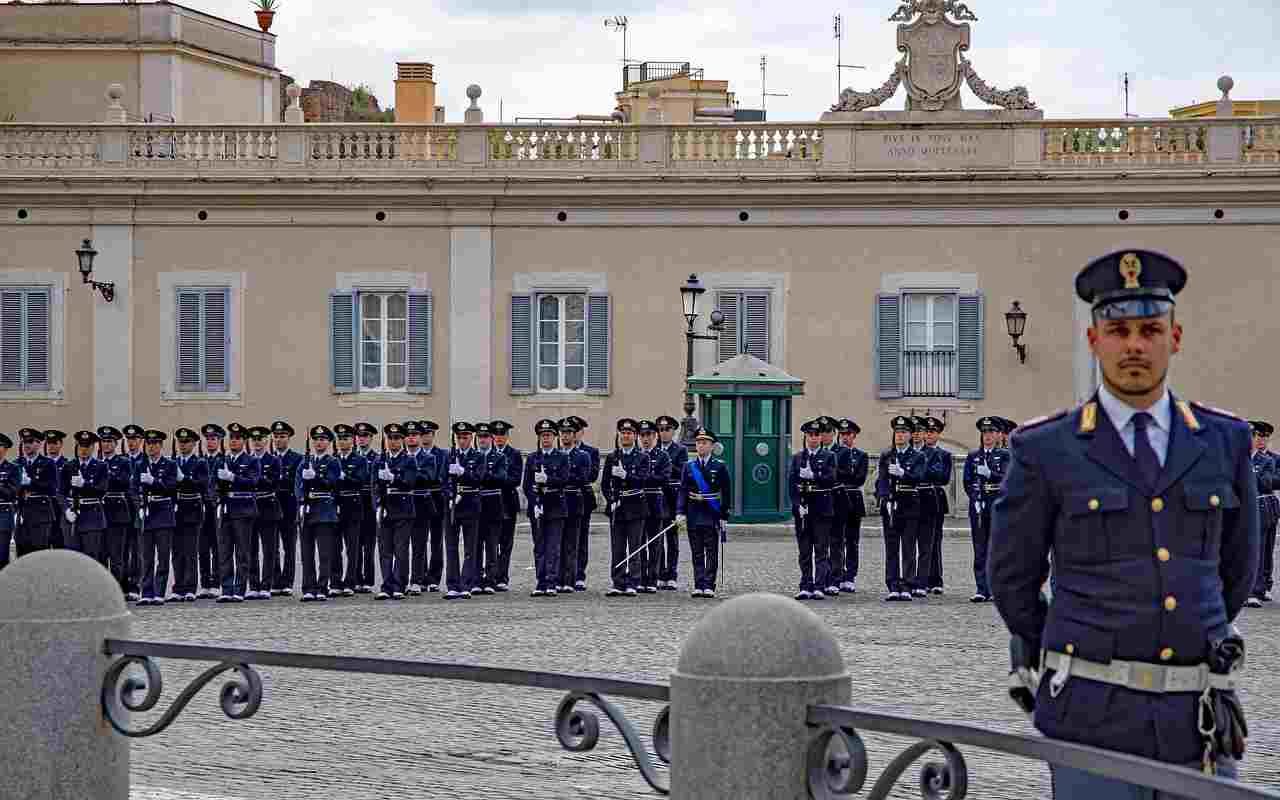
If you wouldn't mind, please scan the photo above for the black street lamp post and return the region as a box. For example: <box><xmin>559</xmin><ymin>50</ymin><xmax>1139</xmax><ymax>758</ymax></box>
<box><xmin>75</xmin><ymin>239</ymin><xmax>115</xmax><ymax>302</ymax></box>
<box><xmin>678</xmin><ymin>273</ymin><xmax>724</xmax><ymax>447</ymax></box>
<box><xmin>1004</xmin><ymin>300</ymin><xmax>1028</xmax><ymax>363</ymax></box>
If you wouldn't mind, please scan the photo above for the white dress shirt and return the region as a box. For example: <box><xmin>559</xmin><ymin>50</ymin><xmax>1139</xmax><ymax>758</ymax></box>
<box><xmin>1097</xmin><ymin>381</ymin><xmax>1172</xmax><ymax>467</ymax></box>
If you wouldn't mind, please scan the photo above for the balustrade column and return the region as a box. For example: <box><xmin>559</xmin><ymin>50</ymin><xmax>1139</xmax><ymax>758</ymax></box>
<box><xmin>0</xmin><ymin>551</ymin><xmax>132</xmax><ymax>799</ymax></box>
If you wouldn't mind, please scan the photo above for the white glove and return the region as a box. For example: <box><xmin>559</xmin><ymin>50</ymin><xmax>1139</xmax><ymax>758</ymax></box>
<box><xmin>799</xmin><ymin>466</ymin><xmax>814</xmax><ymax>480</ymax></box>
<box><xmin>611</xmin><ymin>465</ymin><xmax>627</xmax><ymax>479</ymax></box>
<box><xmin>888</xmin><ymin>463</ymin><xmax>904</xmax><ymax>477</ymax></box>
<box><xmin>176</xmin><ymin>467</ymin><xmax>185</xmax><ymax>482</ymax></box>
<box><xmin>533</xmin><ymin>504</ymin><xmax>543</xmax><ymax>519</ymax></box>
<box><xmin>448</xmin><ymin>463</ymin><xmax>465</xmax><ymax>477</ymax></box>
<box><xmin>675</xmin><ymin>514</ymin><xmax>687</xmax><ymax>531</ymax></box>
<box><xmin>609</xmin><ymin>501</ymin><xmax>617</xmax><ymax>514</ymax></box>
<box><xmin>975</xmin><ymin>501</ymin><xmax>985</xmax><ymax>515</ymax></box>
<box><xmin>70</xmin><ymin>475</ymin><xmax>85</xmax><ymax>488</ymax></box>
<box><xmin>302</xmin><ymin>504</ymin><xmax>310</xmax><ymax>517</ymax></box>
<box><xmin>65</xmin><ymin>509</ymin><xmax>77</xmax><ymax>523</ymax></box>
<box><xmin>378</xmin><ymin>467</ymin><xmax>394</xmax><ymax>481</ymax></box>
<box><xmin>976</xmin><ymin>463</ymin><xmax>992</xmax><ymax>478</ymax></box>
<box><xmin>137</xmin><ymin>509</ymin><xmax>145</xmax><ymax>523</ymax></box>
<box><xmin>534</xmin><ymin>470</ymin><xmax>548</xmax><ymax>485</ymax></box>
<box><xmin>798</xmin><ymin>505</ymin><xmax>808</xmax><ymax>517</ymax></box>
<box><xmin>217</xmin><ymin>467</ymin><xmax>234</xmax><ymax>481</ymax></box>
<box><xmin>302</xmin><ymin>467</ymin><xmax>316</xmax><ymax>480</ymax></box>
<box><xmin>19</xmin><ymin>469</ymin><xmax>31</xmax><ymax>486</ymax></box>
<box><xmin>140</xmin><ymin>472</ymin><xmax>155</xmax><ymax>485</ymax></box>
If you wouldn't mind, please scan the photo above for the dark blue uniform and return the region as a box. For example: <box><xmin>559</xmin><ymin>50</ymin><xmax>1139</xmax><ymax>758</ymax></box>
<box><xmin>17</xmin><ymin>453</ymin><xmax>61</xmax><ymax>557</ymax></box>
<box><xmin>1249</xmin><ymin>448</ymin><xmax>1276</xmax><ymax>601</ymax></box>
<box><xmin>474</xmin><ymin>446</ymin><xmax>509</xmax><ymax>592</ymax></box>
<box><xmin>990</xmin><ymin>397</ymin><xmax>1258</xmax><ymax>774</ymax></box>
<box><xmin>1264</xmin><ymin>447</ymin><xmax>1280</xmax><ymax>599</ymax></box>
<box><xmin>660</xmin><ymin>439</ymin><xmax>688</xmax><ymax>586</ymax></box>
<box><xmin>602</xmin><ymin>446</ymin><xmax>652</xmax><ymax>593</ymax></box>
<box><xmin>575</xmin><ymin>442</ymin><xmax>601</xmax><ymax>586</ymax></box>
<box><xmin>216</xmin><ymin>450</ymin><xmax>262</xmax><ymax>599</ymax></box>
<box><xmin>272</xmin><ymin>447</ymin><xmax>304</xmax><ymax>594</ymax></box>
<box><xmin>789</xmin><ymin>447</ymin><xmax>838</xmax><ymax>594</ymax></box>
<box><xmin>0</xmin><ymin>458</ymin><xmax>20</xmax><ymax>571</ymax></box>
<box><xmin>494</xmin><ymin>443</ymin><xmax>523</xmax><ymax>589</ymax></box>
<box><xmin>377</xmin><ymin>448</ymin><xmax>419</xmax><ymax>597</ymax></box>
<box><xmin>103</xmin><ymin>453</ymin><xmax>138</xmax><ymax>594</ymax></box>
<box><xmin>61</xmin><ymin>457</ymin><xmax>109</xmax><ymax>560</ymax></box>
<box><xmin>356</xmin><ymin>444</ymin><xmax>380</xmax><ymax>591</ymax></box>
<box><xmin>248</xmin><ymin>451</ymin><xmax>283</xmax><ymax>596</ymax></box>
<box><xmin>408</xmin><ymin>446</ymin><xmax>445</xmax><ymax>593</ymax></box>
<box><xmin>924</xmin><ymin>444</ymin><xmax>952</xmax><ymax>591</ymax></box>
<box><xmin>198</xmin><ymin>450</ymin><xmax>222</xmax><ymax>597</ymax></box>
<box><xmin>418</xmin><ymin>445</ymin><xmax>451</xmax><ymax>591</ymax></box>
<box><xmin>523</xmin><ymin>446</ymin><xmax>570</xmax><ymax>594</ymax></box>
<box><xmin>296</xmin><ymin>452</ymin><xmax>342</xmax><ymax>597</ymax></box>
<box><xmin>171</xmin><ymin>452</ymin><xmax>209</xmax><ymax>599</ymax></box>
<box><xmin>833</xmin><ymin>444</ymin><xmax>869</xmax><ymax>589</ymax></box>
<box><xmin>332</xmin><ymin>448</ymin><xmax>369</xmax><ymax>593</ymax></box>
<box><xmin>875</xmin><ymin>445</ymin><xmax>927</xmax><ymax>597</ymax></box>
<box><xmin>676</xmin><ymin>454</ymin><xmax>731</xmax><ymax>593</ymax></box>
<box><xmin>639</xmin><ymin>445</ymin><xmax>671</xmax><ymax>591</ymax></box>
<box><xmin>137</xmin><ymin>456</ymin><xmax>179</xmax><ymax>602</ymax></box>
<box><xmin>560</xmin><ymin>446</ymin><xmax>592</xmax><ymax>591</ymax></box>
<box><xmin>962</xmin><ymin>444</ymin><xmax>1010</xmax><ymax>600</ymax></box>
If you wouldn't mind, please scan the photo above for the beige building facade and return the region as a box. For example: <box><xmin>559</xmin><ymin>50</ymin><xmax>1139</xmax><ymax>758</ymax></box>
<box><xmin>0</xmin><ymin>2</ymin><xmax>279</xmax><ymax>124</ymax></box>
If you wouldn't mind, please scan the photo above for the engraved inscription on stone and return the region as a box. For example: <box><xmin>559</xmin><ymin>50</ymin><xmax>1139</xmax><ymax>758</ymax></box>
<box><xmin>856</xmin><ymin>128</ymin><xmax>1011</xmax><ymax>169</ymax></box>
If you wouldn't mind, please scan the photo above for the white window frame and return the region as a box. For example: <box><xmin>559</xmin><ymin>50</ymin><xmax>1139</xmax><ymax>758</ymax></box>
<box><xmin>358</xmin><ymin>290</ymin><xmax>409</xmax><ymax>393</ymax></box>
<box><xmin>335</xmin><ymin>271</ymin><xmax>430</xmax><ymax>408</ymax></box>
<box><xmin>0</xmin><ymin>271</ymin><xmax>67</xmax><ymax>405</ymax></box>
<box><xmin>158</xmin><ymin>271</ymin><xmax>244</xmax><ymax>405</ymax></box>
<box><xmin>535</xmin><ymin>292</ymin><xmax>587</xmax><ymax>394</ymax></box>
<box><xmin>903</xmin><ymin>292</ymin><xmax>958</xmax><ymax>352</ymax></box>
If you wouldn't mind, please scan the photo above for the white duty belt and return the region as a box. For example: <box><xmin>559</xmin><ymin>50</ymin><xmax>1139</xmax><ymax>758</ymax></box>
<box><xmin>1041</xmin><ymin>650</ymin><xmax>1238</xmax><ymax>696</ymax></box>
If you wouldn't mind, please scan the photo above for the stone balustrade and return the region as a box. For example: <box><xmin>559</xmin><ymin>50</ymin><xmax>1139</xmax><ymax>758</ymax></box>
<box><xmin>0</xmin><ymin>117</ymin><xmax>1276</xmax><ymax>173</ymax></box>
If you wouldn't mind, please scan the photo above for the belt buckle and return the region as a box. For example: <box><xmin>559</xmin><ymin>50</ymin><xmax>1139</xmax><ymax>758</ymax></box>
<box><xmin>1129</xmin><ymin>663</ymin><xmax>1158</xmax><ymax>692</ymax></box>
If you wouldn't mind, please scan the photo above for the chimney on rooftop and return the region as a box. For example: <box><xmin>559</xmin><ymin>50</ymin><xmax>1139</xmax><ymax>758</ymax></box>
<box><xmin>395</xmin><ymin>62</ymin><xmax>438</xmax><ymax>123</ymax></box>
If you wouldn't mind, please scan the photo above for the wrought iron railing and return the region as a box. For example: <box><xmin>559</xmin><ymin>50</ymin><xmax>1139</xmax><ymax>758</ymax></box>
<box><xmin>101</xmin><ymin>638</ymin><xmax>1280</xmax><ymax>800</ymax></box>
<box><xmin>902</xmin><ymin>349</ymin><xmax>957</xmax><ymax>398</ymax></box>
<box><xmin>623</xmin><ymin>61</ymin><xmax>704</xmax><ymax>88</ymax></box>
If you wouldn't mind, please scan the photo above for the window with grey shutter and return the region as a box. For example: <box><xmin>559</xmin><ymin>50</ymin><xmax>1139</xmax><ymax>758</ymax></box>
<box><xmin>406</xmin><ymin>290</ymin><xmax>432</xmax><ymax>394</ymax></box>
<box><xmin>175</xmin><ymin>288</ymin><xmax>229</xmax><ymax>393</ymax></box>
<box><xmin>330</xmin><ymin>291</ymin><xmax>356</xmax><ymax>393</ymax></box>
<box><xmin>716</xmin><ymin>292</ymin><xmax>739</xmax><ymax>362</ymax></box>
<box><xmin>874</xmin><ymin>293</ymin><xmax>903</xmax><ymax>398</ymax></box>
<box><xmin>585</xmin><ymin>293</ymin><xmax>610</xmax><ymax>395</ymax></box>
<box><xmin>510</xmin><ymin>293</ymin><xmax>533</xmax><ymax>394</ymax></box>
<box><xmin>0</xmin><ymin>288</ymin><xmax>50</xmax><ymax>391</ymax></box>
<box><xmin>716</xmin><ymin>290</ymin><xmax>771</xmax><ymax>363</ymax></box>
<box><xmin>956</xmin><ymin>293</ymin><xmax>984</xmax><ymax>399</ymax></box>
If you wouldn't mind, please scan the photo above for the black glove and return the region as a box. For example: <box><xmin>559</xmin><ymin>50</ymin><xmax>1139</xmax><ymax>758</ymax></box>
<box><xmin>1213</xmin><ymin>690</ymin><xmax>1248</xmax><ymax>760</ymax></box>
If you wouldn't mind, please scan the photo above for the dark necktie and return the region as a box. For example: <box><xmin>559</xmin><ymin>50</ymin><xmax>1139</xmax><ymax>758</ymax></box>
<box><xmin>1131</xmin><ymin>412</ymin><xmax>1161</xmax><ymax>490</ymax></box>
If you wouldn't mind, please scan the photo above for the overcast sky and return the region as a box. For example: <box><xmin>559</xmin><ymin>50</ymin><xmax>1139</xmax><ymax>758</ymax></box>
<box><xmin>207</xmin><ymin>0</ymin><xmax>1278</xmax><ymax>122</ymax></box>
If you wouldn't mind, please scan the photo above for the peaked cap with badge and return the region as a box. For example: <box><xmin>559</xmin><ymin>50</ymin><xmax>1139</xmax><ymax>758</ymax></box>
<box><xmin>534</xmin><ymin>418</ymin><xmax>559</xmax><ymax>436</ymax></box>
<box><xmin>1076</xmin><ymin>249</ymin><xmax>1187</xmax><ymax>320</ymax></box>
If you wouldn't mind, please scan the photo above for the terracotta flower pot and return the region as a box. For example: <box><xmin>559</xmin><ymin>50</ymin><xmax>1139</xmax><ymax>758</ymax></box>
<box><xmin>255</xmin><ymin>10</ymin><xmax>275</xmax><ymax>32</ymax></box>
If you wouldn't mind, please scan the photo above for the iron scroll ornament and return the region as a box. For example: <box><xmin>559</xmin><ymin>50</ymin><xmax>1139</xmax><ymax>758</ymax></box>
<box><xmin>101</xmin><ymin>655</ymin><xmax>263</xmax><ymax>737</ymax></box>
<box><xmin>807</xmin><ymin>724</ymin><xmax>967</xmax><ymax>800</ymax></box>
<box><xmin>556</xmin><ymin>693</ymin><xmax>671</xmax><ymax>794</ymax></box>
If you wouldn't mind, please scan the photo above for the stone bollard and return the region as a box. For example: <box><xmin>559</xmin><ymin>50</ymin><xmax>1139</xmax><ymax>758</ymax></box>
<box><xmin>0</xmin><ymin>550</ymin><xmax>131</xmax><ymax>800</ymax></box>
<box><xmin>671</xmin><ymin>593</ymin><xmax>850</xmax><ymax>799</ymax></box>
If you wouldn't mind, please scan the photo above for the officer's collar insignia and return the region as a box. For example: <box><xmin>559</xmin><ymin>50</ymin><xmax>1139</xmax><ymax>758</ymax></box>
<box><xmin>1119</xmin><ymin>252</ymin><xmax>1143</xmax><ymax>289</ymax></box>
<box><xmin>1078</xmin><ymin>402</ymin><xmax>1098</xmax><ymax>434</ymax></box>
<box><xmin>1177</xmin><ymin>400</ymin><xmax>1202</xmax><ymax>431</ymax></box>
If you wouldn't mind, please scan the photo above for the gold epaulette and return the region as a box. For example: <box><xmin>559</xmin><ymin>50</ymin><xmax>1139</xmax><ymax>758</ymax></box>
<box><xmin>1078</xmin><ymin>402</ymin><xmax>1098</xmax><ymax>434</ymax></box>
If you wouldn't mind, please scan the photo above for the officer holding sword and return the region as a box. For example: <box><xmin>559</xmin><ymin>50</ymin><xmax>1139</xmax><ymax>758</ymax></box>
<box><xmin>674</xmin><ymin>428</ymin><xmax>730</xmax><ymax>598</ymax></box>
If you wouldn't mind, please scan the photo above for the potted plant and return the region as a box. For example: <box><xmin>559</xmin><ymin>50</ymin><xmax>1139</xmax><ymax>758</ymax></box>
<box><xmin>252</xmin><ymin>0</ymin><xmax>278</xmax><ymax>32</ymax></box>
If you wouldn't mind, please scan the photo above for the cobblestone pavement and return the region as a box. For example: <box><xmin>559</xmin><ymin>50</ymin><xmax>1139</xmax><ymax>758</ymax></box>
<box><xmin>126</xmin><ymin>526</ymin><xmax>1280</xmax><ymax>800</ymax></box>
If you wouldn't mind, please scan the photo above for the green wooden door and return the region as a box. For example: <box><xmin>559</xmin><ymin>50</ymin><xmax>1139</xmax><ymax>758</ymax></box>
<box><xmin>742</xmin><ymin>397</ymin><xmax>780</xmax><ymax>515</ymax></box>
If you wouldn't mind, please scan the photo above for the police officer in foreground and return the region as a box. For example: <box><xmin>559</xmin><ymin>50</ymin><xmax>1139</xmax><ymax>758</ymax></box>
<box><xmin>990</xmin><ymin>250</ymin><xmax>1256</xmax><ymax>794</ymax></box>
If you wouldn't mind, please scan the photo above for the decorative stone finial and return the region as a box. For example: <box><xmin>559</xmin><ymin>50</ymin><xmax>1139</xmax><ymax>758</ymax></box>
<box><xmin>466</xmin><ymin>84</ymin><xmax>482</xmax><ymax>106</ymax></box>
<box><xmin>104</xmin><ymin>83</ymin><xmax>127</xmax><ymax>123</ymax></box>
<box><xmin>1217</xmin><ymin>75</ymin><xmax>1234</xmax><ymax>98</ymax></box>
<box><xmin>464</xmin><ymin>84</ymin><xmax>483</xmax><ymax>123</ymax></box>
<box><xmin>286</xmin><ymin>83</ymin><xmax>301</xmax><ymax>103</ymax></box>
<box><xmin>283</xmin><ymin>82</ymin><xmax>304</xmax><ymax>123</ymax></box>
<box><xmin>1215</xmin><ymin>75</ymin><xmax>1235</xmax><ymax>118</ymax></box>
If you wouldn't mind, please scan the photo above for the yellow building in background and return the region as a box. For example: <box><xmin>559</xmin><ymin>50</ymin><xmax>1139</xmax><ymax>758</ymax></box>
<box><xmin>1170</xmin><ymin>99</ymin><xmax>1280</xmax><ymax>118</ymax></box>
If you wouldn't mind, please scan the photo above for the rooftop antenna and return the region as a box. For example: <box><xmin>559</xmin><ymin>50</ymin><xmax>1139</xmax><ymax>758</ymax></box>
<box><xmin>605</xmin><ymin>15</ymin><xmax>630</xmax><ymax>91</ymax></box>
<box><xmin>760</xmin><ymin>54</ymin><xmax>789</xmax><ymax>117</ymax></box>
<box><xmin>833</xmin><ymin>14</ymin><xmax>865</xmax><ymax>101</ymax></box>
<box><xmin>1120</xmin><ymin>72</ymin><xmax>1138</xmax><ymax>118</ymax></box>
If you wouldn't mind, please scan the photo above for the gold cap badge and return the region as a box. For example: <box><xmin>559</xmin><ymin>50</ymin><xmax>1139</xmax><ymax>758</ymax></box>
<box><xmin>1119</xmin><ymin>252</ymin><xmax>1143</xmax><ymax>289</ymax></box>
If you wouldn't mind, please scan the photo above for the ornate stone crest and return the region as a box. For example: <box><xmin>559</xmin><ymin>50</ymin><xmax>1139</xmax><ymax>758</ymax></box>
<box><xmin>831</xmin><ymin>0</ymin><xmax>1037</xmax><ymax>114</ymax></box>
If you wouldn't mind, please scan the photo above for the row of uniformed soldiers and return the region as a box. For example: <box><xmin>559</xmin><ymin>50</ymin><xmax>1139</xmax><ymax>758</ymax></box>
<box><xmin>0</xmin><ymin>413</ymin><xmax>736</xmax><ymax>601</ymax></box>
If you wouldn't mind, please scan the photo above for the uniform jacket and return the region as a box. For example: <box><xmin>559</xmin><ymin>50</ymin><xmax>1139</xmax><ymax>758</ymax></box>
<box><xmin>523</xmin><ymin>448</ymin><xmax>570</xmax><ymax>521</ymax></box>
<box><xmin>377</xmin><ymin>449</ymin><xmax>419</xmax><ymax>522</ymax></box>
<box><xmin>564</xmin><ymin>447</ymin><xmax>592</xmax><ymax>519</ymax></box>
<box><xmin>580</xmin><ymin>442</ymin><xmax>601</xmax><ymax>513</ymax></box>
<box><xmin>1251</xmin><ymin>449</ymin><xmax>1276</xmax><ymax>495</ymax></box>
<box><xmin>173</xmin><ymin>453</ymin><xmax>209</xmax><ymax>528</ymax></box>
<box><xmin>138</xmin><ymin>457</ymin><xmax>179</xmax><ymax>530</ymax></box>
<box><xmin>676</xmin><ymin>456</ymin><xmax>732</xmax><ymax>528</ymax></box>
<box><xmin>409</xmin><ymin>447</ymin><xmax>446</xmax><ymax>520</ymax></box>
<box><xmin>640</xmin><ymin>446</ymin><xmax>670</xmax><ymax>520</ymax></box>
<box><xmin>835</xmin><ymin>445</ymin><xmax>869</xmax><ymax>518</ymax></box>
<box><xmin>661</xmin><ymin>440</ymin><xmax>688</xmax><ymax>519</ymax></box>
<box><xmin>0</xmin><ymin>460</ymin><xmax>19</xmax><ymax>532</ymax></box>
<box><xmin>104</xmin><ymin>453</ymin><xmax>138</xmax><ymax>526</ymax></box>
<box><xmin>296</xmin><ymin>452</ymin><xmax>342</xmax><ymax>525</ymax></box>
<box><xmin>61</xmin><ymin>457</ymin><xmax>109</xmax><ymax>533</ymax></box>
<box><xmin>874</xmin><ymin>447</ymin><xmax>927</xmax><ymax>518</ymax></box>
<box><xmin>602</xmin><ymin>447</ymin><xmax>653</xmax><ymax>522</ymax></box>
<box><xmin>216</xmin><ymin>450</ymin><xmax>262</xmax><ymax>520</ymax></box>
<box><xmin>274</xmin><ymin>449</ymin><xmax>304</xmax><ymax>518</ymax></box>
<box><xmin>963</xmin><ymin>447</ymin><xmax>1010</xmax><ymax>509</ymax></box>
<box><xmin>789</xmin><ymin>448</ymin><xmax>838</xmax><ymax>518</ymax></box>
<box><xmin>496</xmin><ymin>444</ymin><xmax>523</xmax><ymax>519</ymax></box>
<box><xmin>921</xmin><ymin>445</ymin><xmax>953</xmax><ymax>516</ymax></box>
<box><xmin>335</xmin><ymin>449</ymin><xmax>369</xmax><ymax>522</ymax></box>
<box><xmin>253</xmin><ymin>452</ymin><xmax>283</xmax><ymax>522</ymax></box>
<box><xmin>989</xmin><ymin>395</ymin><xmax>1259</xmax><ymax>764</ymax></box>
<box><xmin>18</xmin><ymin>453</ymin><xmax>61</xmax><ymax>524</ymax></box>
<box><xmin>477</xmin><ymin>447</ymin><xmax>509</xmax><ymax>521</ymax></box>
